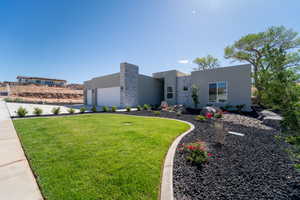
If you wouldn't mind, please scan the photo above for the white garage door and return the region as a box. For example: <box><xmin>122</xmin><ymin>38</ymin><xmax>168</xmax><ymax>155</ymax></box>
<box><xmin>87</xmin><ymin>89</ymin><xmax>92</xmax><ymax>105</ymax></box>
<box><xmin>97</xmin><ymin>87</ymin><xmax>120</xmax><ymax>107</ymax></box>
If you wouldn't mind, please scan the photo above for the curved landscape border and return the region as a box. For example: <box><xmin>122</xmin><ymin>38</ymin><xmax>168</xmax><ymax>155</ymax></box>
<box><xmin>158</xmin><ymin>118</ymin><xmax>195</xmax><ymax>200</ymax></box>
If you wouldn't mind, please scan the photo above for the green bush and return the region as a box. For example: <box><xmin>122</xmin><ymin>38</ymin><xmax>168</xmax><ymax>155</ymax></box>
<box><xmin>102</xmin><ymin>106</ymin><xmax>109</xmax><ymax>112</ymax></box>
<box><xmin>236</xmin><ymin>104</ymin><xmax>245</xmax><ymax>113</ymax></box>
<box><xmin>223</xmin><ymin>104</ymin><xmax>234</xmax><ymax>111</ymax></box>
<box><xmin>295</xmin><ymin>164</ymin><xmax>300</xmax><ymax>171</ymax></box>
<box><xmin>143</xmin><ymin>104</ymin><xmax>150</xmax><ymax>111</ymax></box>
<box><xmin>137</xmin><ymin>105</ymin><xmax>142</xmax><ymax>111</ymax></box>
<box><xmin>68</xmin><ymin>108</ymin><xmax>75</xmax><ymax>114</ymax></box>
<box><xmin>91</xmin><ymin>106</ymin><xmax>97</xmax><ymax>112</ymax></box>
<box><xmin>153</xmin><ymin>111</ymin><xmax>160</xmax><ymax>116</ymax></box>
<box><xmin>33</xmin><ymin>107</ymin><xmax>43</xmax><ymax>116</ymax></box>
<box><xmin>286</xmin><ymin>136</ymin><xmax>300</xmax><ymax>145</ymax></box>
<box><xmin>195</xmin><ymin>115</ymin><xmax>206</xmax><ymax>121</ymax></box>
<box><xmin>214</xmin><ymin>112</ymin><xmax>223</xmax><ymax>119</ymax></box>
<box><xmin>17</xmin><ymin>107</ymin><xmax>28</xmax><ymax>117</ymax></box>
<box><xmin>15</xmin><ymin>98</ymin><xmax>23</xmax><ymax>102</ymax></box>
<box><xmin>126</xmin><ymin>106</ymin><xmax>131</xmax><ymax>112</ymax></box>
<box><xmin>4</xmin><ymin>98</ymin><xmax>23</xmax><ymax>103</ymax></box>
<box><xmin>80</xmin><ymin>107</ymin><xmax>86</xmax><ymax>113</ymax></box>
<box><xmin>51</xmin><ymin>107</ymin><xmax>60</xmax><ymax>115</ymax></box>
<box><xmin>4</xmin><ymin>98</ymin><xmax>13</xmax><ymax>102</ymax></box>
<box><xmin>111</xmin><ymin>106</ymin><xmax>117</xmax><ymax>112</ymax></box>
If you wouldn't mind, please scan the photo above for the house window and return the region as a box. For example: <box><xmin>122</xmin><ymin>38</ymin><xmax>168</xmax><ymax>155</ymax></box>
<box><xmin>209</xmin><ymin>81</ymin><xmax>228</xmax><ymax>103</ymax></box>
<box><xmin>183</xmin><ymin>86</ymin><xmax>188</xmax><ymax>91</ymax></box>
<box><xmin>167</xmin><ymin>86</ymin><xmax>173</xmax><ymax>99</ymax></box>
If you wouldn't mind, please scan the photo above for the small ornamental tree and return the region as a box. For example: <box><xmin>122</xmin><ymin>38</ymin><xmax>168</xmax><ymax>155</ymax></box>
<box><xmin>191</xmin><ymin>85</ymin><xmax>199</xmax><ymax>108</ymax></box>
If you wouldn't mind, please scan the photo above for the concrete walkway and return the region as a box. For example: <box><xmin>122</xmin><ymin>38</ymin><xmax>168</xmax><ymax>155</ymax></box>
<box><xmin>0</xmin><ymin>99</ymin><xmax>43</xmax><ymax>200</ymax></box>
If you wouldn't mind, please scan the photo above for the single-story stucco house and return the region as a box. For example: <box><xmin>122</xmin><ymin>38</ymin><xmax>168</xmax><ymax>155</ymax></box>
<box><xmin>84</xmin><ymin>62</ymin><xmax>252</xmax><ymax>110</ymax></box>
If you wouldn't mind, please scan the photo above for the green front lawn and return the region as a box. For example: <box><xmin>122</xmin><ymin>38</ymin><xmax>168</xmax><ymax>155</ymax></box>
<box><xmin>13</xmin><ymin>114</ymin><xmax>190</xmax><ymax>200</ymax></box>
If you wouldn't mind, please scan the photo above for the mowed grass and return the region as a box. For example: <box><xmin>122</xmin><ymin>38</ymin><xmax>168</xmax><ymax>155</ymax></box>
<box><xmin>13</xmin><ymin>114</ymin><xmax>190</xmax><ymax>200</ymax></box>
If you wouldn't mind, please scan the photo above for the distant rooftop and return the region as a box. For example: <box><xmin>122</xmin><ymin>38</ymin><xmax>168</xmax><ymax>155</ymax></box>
<box><xmin>16</xmin><ymin>76</ymin><xmax>67</xmax><ymax>82</ymax></box>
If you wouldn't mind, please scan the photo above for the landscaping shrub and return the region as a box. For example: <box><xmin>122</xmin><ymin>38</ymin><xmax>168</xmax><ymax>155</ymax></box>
<box><xmin>126</xmin><ymin>106</ymin><xmax>131</xmax><ymax>112</ymax></box>
<box><xmin>153</xmin><ymin>111</ymin><xmax>160</xmax><ymax>116</ymax></box>
<box><xmin>4</xmin><ymin>97</ymin><xmax>23</xmax><ymax>103</ymax></box>
<box><xmin>111</xmin><ymin>106</ymin><xmax>117</xmax><ymax>112</ymax></box>
<box><xmin>137</xmin><ymin>105</ymin><xmax>142</xmax><ymax>111</ymax></box>
<box><xmin>214</xmin><ymin>112</ymin><xmax>223</xmax><ymax>119</ymax></box>
<box><xmin>17</xmin><ymin>107</ymin><xmax>28</xmax><ymax>117</ymax></box>
<box><xmin>4</xmin><ymin>98</ymin><xmax>13</xmax><ymax>102</ymax></box>
<box><xmin>51</xmin><ymin>107</ymin><xmax>60</xmax><ymax>115</ymax></box>
<box><xmin>178</xmin><ymin>141</ymin><xmax>211</xmax><ymax>166</ymax></box>
<box><xmin>195</xmin><ymin>115</ymin><xmax>206</xmax><ymax>121</ymax></box>
<box><xmin>143</xmin><ymin>104</ymin><xmax>150</xmax><ymax>111</ymax></box>
<box><xmin>68</xmin><ymin>108</ymin><xmax>75</xmax><ymax>114</ymax></box>
<box><xmin>91</xmin><ymin>106</ymin><xmax>97</xmax><ymax>112</ymax></box>
<box><xmin>205</xmin><ymin>112</ymin><xmax>213</xmax><ymax>119</ymax></box>
<box><xmin>223</xmin><ymin>104</ymin><xmax>234</xmax><ymax>111</ymax></box>
<box><xmin>33</xmin><ymin>107</ymin><xmax>43</xmax><ymax>116</ymax></box>
<box><xmin>286</xmin><ymin>136</ymin><xmax>300</xmax><ymax>145</ymax></box>
<box><xmin>80</xmin><ymin>107</ymin><xmax>86</xmax><ymax>113</ymax></box>
<box><xmin>15</xmin><ymin>98</ymin><xmax>23</xmax><ymax>102</ymax></box>
<box><xmin>236</xmin><ymin>104</ymin><xmax>245</xmax><ymax>113</ymax></box>
<box><xmin>102</xmin><ymin>106</ymin><xmax>109</xmax><ymax>112</ymax></box>
<box><xmin>295</xmin><ymin>164</ymin><xmax>300</xmax><ymax>171</ymax></box>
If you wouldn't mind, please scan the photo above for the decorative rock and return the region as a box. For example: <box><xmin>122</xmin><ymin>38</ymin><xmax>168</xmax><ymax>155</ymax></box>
<box><xmin>200</xmin><ymin>106</ymin><xmax>221</xmax><ymax>115</ymax></box>
<box><xmin>263</xmin><ymin>116</ymin><xmax>283</xmax><ymax>130</ymax></box>
<box><xmin>173</xmin><ymin>105</ymin><xmax>187</xmax><ymax>113</ymax></box>
<box><xmin>259</xmin><ymin>110</ymin><xmax>283</xmax><ymax>130</ymax></box>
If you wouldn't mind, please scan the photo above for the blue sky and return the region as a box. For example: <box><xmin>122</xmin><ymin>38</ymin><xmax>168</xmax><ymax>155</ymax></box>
<box><xmin>0</xmin><ymin>0</ymin><xmax>299</xmax><ymax>83</ymax></box>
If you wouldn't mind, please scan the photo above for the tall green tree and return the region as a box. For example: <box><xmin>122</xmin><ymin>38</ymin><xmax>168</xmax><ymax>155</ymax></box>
<box><xmin>224</xmin><ymin>26</ymin><xmax>300</xmax><ymax>103</ymax></box>
<box><xmin>193</xmin><ymin>55</ymin><xmax>220</xmax><ymax>71</ymax></box>
<box><xmin>259</xmin><ymin>45</ymin><xmax>300</xmax><ymax>132</ymax></box>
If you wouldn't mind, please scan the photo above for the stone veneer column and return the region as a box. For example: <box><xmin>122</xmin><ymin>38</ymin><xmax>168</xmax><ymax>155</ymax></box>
<box><xmin>120</xmin><ymin>63</ymin><xmax>139</xmax><ymax>107</ymax></box>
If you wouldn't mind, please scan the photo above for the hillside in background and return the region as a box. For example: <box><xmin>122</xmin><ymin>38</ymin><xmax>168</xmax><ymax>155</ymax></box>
<box><xmin>0</xmin><ymin>84</ymin><xmax>83</xmax><ymax>104</ymax></box>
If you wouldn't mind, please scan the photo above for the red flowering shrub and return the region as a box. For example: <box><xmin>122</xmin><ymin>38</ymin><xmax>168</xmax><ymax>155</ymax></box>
<box><xmin>178</xmin><ymin>141</ymin><xmax>212</xmax><ymax>166</ymax></box>
<box><xmin>205</xmin><ymin>112</ymin><xmax>213</xmax><ymax>119</ymax></box>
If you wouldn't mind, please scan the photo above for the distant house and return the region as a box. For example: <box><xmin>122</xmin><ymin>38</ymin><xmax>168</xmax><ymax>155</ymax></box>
<box><xmin>84</xmin><ymin>62</ymin><xmax>252</xmax><ymax>111</ymax></box>
<box><xmin>16</xmin><ymin>76</ymin><xmax>67</xmax><ymax>87</ymax></box>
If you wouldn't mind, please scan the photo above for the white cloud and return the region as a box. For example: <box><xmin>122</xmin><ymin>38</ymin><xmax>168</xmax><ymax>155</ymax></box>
<box><xmin>178</xmin><ymin>59</ymin><xmax>189</xmax><ymax>64</ymax></box>
<box><xmin>192</xmin><ymin>10</ymin><xmax>196</xmax><ymax>15</ymax></box>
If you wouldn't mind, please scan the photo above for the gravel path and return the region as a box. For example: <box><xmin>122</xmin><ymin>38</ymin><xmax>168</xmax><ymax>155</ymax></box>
<box><xmin>126</xmin><ymin>111</ymin><xmax>300</xmax><ymax>200</ymax></box>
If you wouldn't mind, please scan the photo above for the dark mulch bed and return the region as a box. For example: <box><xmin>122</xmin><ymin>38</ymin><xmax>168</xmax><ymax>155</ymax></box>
<box><xmin>125</xmin><ymin>111</ymin><xmax>300</xmax><ymax>200</ymax></box>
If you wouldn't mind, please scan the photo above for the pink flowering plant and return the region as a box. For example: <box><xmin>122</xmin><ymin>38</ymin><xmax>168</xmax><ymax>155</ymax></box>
<box><xmin>178</xmin><ymin>141</ymin><xmax>212</xmax><ymax>166</ymax></box>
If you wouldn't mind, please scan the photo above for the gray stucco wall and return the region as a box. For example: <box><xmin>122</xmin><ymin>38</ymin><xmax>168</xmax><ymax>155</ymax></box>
<box><xmin>83</xmin><ymin>73</ymin><xmax>120</xmax><ymax>106</ymax></box>
<box><xmin>138</xmin><ymin>75</ymin><xmax>163</xmax><ymax>106</ymax></box>
<box><xmin>190</xmin><ymin>64</ymin><xmax>252</xmax><ymax>110</ymax></box>
<box><xmin>152</xmin><ymin>70</ymin><xmax>178</xmax><ymax>105</ymax></box>
<box><xmin>85</xmin><ymin>73</ymin><xmax>120</xmax><ymax>89</ymax></box>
